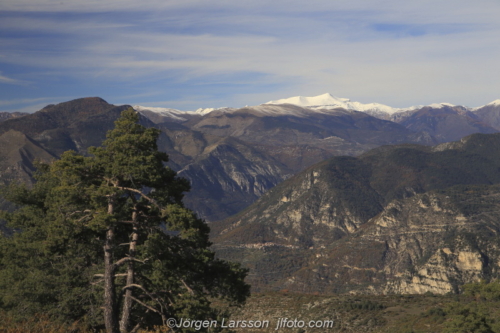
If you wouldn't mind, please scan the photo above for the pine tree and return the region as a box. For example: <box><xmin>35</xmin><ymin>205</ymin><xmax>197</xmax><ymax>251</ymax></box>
<box><xmin>0</xmin><ymin>108</ymin><xmax>249</xmax><ymax>332</ymax></box>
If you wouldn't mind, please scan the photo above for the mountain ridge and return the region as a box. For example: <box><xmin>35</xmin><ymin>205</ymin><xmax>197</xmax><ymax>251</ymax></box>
<box><xmin>135</xmin><ymin>94</ymin><xmax>500</xmax><ymax>144</ymax></box>
<box><xmin>135</xmin><ymin>93</ymin><xmax>500</xmax><ymax>119</ymax></box>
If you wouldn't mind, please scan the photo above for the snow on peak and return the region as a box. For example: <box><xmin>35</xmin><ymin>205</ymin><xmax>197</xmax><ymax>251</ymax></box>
<box><xmin>266</xmin><ymin>93</ymin><xmax>401</xmax><ymax>114</ymax></box>
<box><xmin>266</xmin><ymin>93</ymin><xmax>349</xmax><ymax>107</ymax></box>
<box><xmin>133</xmin><ymin>105</ymin><xmax>188</xmax><ymax>121</ymax></box>
<box><xmin>426</xmin><ymin>102</ymin><xmax>456</xmax><ymax>109</ymax></box>
<box><xmin>469</xmin><ymin>99</ymin><xmax>500</xmax><ymax>111</ymax></box>
<box><xmin>195</xmin><ymin>107</ymin><xmax>233</xmax><ymax>115</ymax></box>
<box><xmin>134</xmin><ymin>105</ymin><xmax>234</xmax><ymax>121</ymax></box>
<box><xmin>134</xmin><ymin>96</ymin><xmax>500</xmax><ymax>121</ymax></box>
<box><xmin>195</xmin><ymin>108</ymin><xmax>216</xmax><ymax>115</ymax></box>
<box><xmin>486</xmin><ymin>99</ymin><xmax>500</xmax><ymax>107</ymax></box>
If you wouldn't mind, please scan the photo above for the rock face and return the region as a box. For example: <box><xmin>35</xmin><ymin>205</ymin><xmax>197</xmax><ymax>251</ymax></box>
<box><xmin>212</xmin><ymin>133</ymin><xmax>500</xmax><ymax>294</ymax></box>
<box><xmin>366</xmin><ymin>188</ymin><xmax>498</xmax><ymax>294</ymax></box>
<box><xmin>178</xmin><ymin>137</ymin><xmax>292</xmax><ymax>222</ymax></box>
<box><xmin>288</xmin><ymin>186</ymin><xmax>500</xmax><ymax>295</ymax></box>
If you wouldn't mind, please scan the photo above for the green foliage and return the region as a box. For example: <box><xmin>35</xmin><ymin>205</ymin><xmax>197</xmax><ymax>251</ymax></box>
<box><xmin>463</xmin><ymin>280</ymin><xmax>500</xmax><ymax>302</ymax></box>
<box><xmin>442</xmin><ymin>303</ymin><xmax>495</xmax><ymax>333</ymax></box>
<box><xmin>423</xmin><ymin>306</ymin><xmax>447</xmax><ymax>320</ymax></box>
<box><xmin>0</xmin><ymin>108</ymin><xmax>249</xmax><ymax>332</ymax></box>
<box><xmin>0</xmin><ymin>169</ymin><xmax>103</xmax><ymax>325</ymax></box>
<box><xmin>342</xmin><ymin>299</ymin><xmax>386</xmax><ymax>311</ymax></box>
<box><xmin>435</xmin><ymin>281</ymin><xmax>500</xmax><ymax>333</ymax></box>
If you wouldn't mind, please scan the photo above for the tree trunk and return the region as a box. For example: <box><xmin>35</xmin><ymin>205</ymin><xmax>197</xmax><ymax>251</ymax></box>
<box><xmin>120</xmin><ymin>208</ymin><xmax>138</xmax><ymax>332</ymax></box>
<box><xmin>104</xmin><ymin>200</ymin><xmax>120</xmax><ymax>333</ymax></box>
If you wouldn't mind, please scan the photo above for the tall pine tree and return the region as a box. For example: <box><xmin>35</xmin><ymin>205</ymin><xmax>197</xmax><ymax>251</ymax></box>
<box><xmin>0</xmin><ymin>108</ymin><xmax>249</xmax><ymax>332</ymax></box>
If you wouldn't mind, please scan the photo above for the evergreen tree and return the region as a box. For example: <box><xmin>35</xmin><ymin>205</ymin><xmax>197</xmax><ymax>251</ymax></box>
<box><xmin>0</xmin><ymin>108</ymin><xmax>249</xmax><ymax>332</ymax></box>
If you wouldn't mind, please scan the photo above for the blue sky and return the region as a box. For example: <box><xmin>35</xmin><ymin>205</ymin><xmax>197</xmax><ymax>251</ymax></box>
<box><xmin>1</xmin><ymin>0</ymin><xmax>499</xmax><ymax>112</ymax></box>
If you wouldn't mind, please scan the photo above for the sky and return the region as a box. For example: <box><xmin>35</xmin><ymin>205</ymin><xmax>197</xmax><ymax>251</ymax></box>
<box><xmin>0</xmin><ymin>0</ymin><xmax>499</xmax><ymax>113</ymax></box>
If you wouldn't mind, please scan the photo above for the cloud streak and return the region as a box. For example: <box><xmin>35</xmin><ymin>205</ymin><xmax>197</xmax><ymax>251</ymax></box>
<box><xmin>0</xmin><ymin>72</ymin><xmax>28</xmax><ymax>85</ymax></box>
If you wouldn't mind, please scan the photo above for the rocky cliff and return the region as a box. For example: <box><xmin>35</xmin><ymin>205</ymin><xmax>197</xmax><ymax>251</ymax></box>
<box><xmin>281</xmin><ymin>185</ymin><xmax>500</xmax><ymax>295</ymax></box>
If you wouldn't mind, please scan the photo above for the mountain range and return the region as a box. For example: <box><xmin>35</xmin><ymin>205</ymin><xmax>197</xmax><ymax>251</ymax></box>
<box><xmin>2</xmin><ymin>94</ymin><xmax>500</xmax><ymax>293</ymax></box>
<box><xmin>1</xmin><ymin>94</ymin><xmax>500</xmax><ymax>222</ymax></box>
<box><xmin>138</xmin><ymin>92</ymin><xmax>500</xmax><ymax>144</ymax></box>
<box><xmin>0</xmin><ymin>96</ymin><xmax>427</xmax><ymax>221</ymax></box>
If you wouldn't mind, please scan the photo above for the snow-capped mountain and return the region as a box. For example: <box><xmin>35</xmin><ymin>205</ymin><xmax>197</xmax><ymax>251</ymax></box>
<box><xmin>264</xmin><ymin>93</ymin><xmax>470</xmax><ymax>117</ymax></box>
<box><xmin>133</xmin><ymin>105</ymin><xmax>234</xmax><ymax>120</ymax></box>
<box><xmin>134</xmin><ymin>94</ymin><xmax>500</xmax><ymax>123</ymax></box>
<box><xmin>265</xmin><ymin>93</ymin><xmax>407</xmax><ymax>115</ymax></box>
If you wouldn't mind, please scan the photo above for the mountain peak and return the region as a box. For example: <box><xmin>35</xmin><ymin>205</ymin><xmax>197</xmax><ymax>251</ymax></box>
<box><xmin>265</xmin><ymin>93</ymin><xmax>402</xmax><ymax>115</ymax></box>
<box><xmin>426</xmin><ymin>102</ymin><xmax>456</xmax><ymax>109</ymax></box>
<box><xmin>487</xmin><ymin>99</ymin><xmax>500</xmax><ymax>106</ymax></box>
<box><xmin>266</xmin><ymin>93</ymin><xmax>349</xmax><ymax>107</ymax></box>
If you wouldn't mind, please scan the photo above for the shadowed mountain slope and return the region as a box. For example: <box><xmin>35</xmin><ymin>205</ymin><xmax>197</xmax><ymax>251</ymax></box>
<box><xmin>393</xmin><ymin>105</ymin><xmax>497</xmax><ymax>143</ymax></box>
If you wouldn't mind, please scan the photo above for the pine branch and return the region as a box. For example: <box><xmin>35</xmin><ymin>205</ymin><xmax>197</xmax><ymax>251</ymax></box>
<box><xmin>181</xmin><ymin>279</ymin><xmax>195</xmax><ymax>296</ymax></box>
<box><xmin>116</xmin><ymin>186</ymin><xmax>160</xmax><ymax>210</ymax></box>
<box><xmin>129</xmin><ymin>296</ymin><xmax>169</xmax><ymax>328</ymax></box>
<box><xmin>130</xmin><ymin>322</ymin><xmax>142</xmax><ymax>333</ymax></box>
<box><xmin>114</xmin><ymin>256</ymin><xmax>148</xmax><ymax>268</ymax></box>
<box><xmin>115</xmin><ymin>220</ymin><xmax>134</xmax><ymax>224</ymax></box>
<box><xmin>94</xmin><ymin>273</ymin><xmax>128</xmax><ymax>278</ymax></box>
<box><xmin>66</xmin><ymin>209</ymin><xmax>92</xmax><ymax>217</ymax></box>
<box><xmin>130</xmin><ymin>296</ymin><xmax>161</xmax><ymax>315</ymax></box>
<box><xmin>91</xmin><ymin>279</ymin><xmax>104</xmax><ymax>285</ymax></box>
<box><xmin>75</xmin><ymin>214</ymin><xmax>93</xmax><ymax>224</ymax></box>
